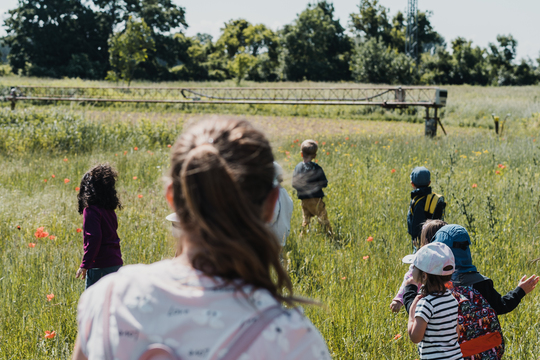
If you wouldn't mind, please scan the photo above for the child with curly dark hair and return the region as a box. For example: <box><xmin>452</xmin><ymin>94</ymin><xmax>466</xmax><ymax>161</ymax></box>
<box><xmin>75</xmin><ymin>164</ymin><xmax>123</xmax><ymax>289</ymax></box>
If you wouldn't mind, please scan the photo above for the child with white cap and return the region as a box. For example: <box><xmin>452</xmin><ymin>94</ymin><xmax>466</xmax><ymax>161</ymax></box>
<box><xmin>403</xmin><ymin>242</ymin><xmax>463</xmax><ymax>359</ymax></box>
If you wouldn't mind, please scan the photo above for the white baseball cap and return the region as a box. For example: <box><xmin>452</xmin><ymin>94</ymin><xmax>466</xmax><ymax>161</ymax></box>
<box><xmin>165</xmin><ymin>213</ymin><xmax>179</xmax><ymax>223</ymax></box>
<box><xmin>402</xmin><ymin>242</ymin><xmax>455</xmax><ymax>276</ymax></box>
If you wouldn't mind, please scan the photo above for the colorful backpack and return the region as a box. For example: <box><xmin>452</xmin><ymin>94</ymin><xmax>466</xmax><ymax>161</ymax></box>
<box><xmin>451</xmin><ymin>284</ymin><xmax>504</xmax><ymax>360</ymax></box>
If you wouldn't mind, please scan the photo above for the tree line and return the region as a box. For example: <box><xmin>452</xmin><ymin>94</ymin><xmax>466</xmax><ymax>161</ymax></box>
<box><xmin>2</xmin><ymin>0</ymin><xmax>539</xmax><ymax>86</ymax></box>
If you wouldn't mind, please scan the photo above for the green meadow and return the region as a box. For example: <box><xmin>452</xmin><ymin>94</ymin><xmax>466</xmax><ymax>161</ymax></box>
<box><xmin>1</xmin><ymin>84</ymin><xmax>540</xmax><ymax>359</ymax></box>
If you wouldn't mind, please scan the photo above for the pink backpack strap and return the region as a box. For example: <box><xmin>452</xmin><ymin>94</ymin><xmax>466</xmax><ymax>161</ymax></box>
<box><xmin>219</xmin><ymin>305</ymin><xmax>286</xmax><ymax>360</ymax></box>
<box><xmin>102</xmin><ymin>281</ymin><xmax>115</xmax><ymax>360</ymax></box>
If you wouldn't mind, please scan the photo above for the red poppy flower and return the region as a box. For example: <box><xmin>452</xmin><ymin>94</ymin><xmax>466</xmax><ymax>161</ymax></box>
<box><xmin>35</xmin><ymin>227</ymin><xmax>49</xmax><ymax>238</ymax></box>
<box><xmin>44</xmin><ymin>179</ymin><xmax>48</xmax><ymax>183</ymax></box>
<box><xmin>17</xmin><ymin>225</ymin><xmax>21</xmax><ymax>230</ymax></box>
<box><xmin>363</xmin><ymin>256</ymin><xmax>369</xmax><ymax>260</ymax></box>
<box><xmin>49</xmin><ymin>235</ymin><xmax>56</xmax><ymax>240</ymax></box>
<box><xmin>64</xmin><ymin>179</ymin><xmax>70</xmax><ymax>184</ymax></box>
<box><xmin>133</xmin><ymin>176</ymin><xmax>138</xmax><ymax>180</ymax></box>
<box><xmin>44</xmin><ymin>331</ymin><xmax>56</xmax><ymax>339</ymax></box>
<box><xmin>75</xmin><ymin>187</ymin><xmax>80</xmax><ymax>191</ymax></box>
<box><xmin>341</xmin><ymin>276</ymin><xmax>347</xmax><ymax>280</ymax></box>
<box><xmin>63</xmin><ymin>158</ymin><xmax>68</xmax><ymax>162</ymax></box>
<box><xmin>167</xmin><ymin>144</ymin><xmax>172</xmax><ymax>148</ymax></box>
<box><xmin>495</xmin><ymin>170</ymin><xmax>501</xmax><ymax>175</ymax></box>
<box><xmin>391</xmin><ymin>169</ymin><xmax>396</xmax><ymax>174</ymax></box>
<box><xmin>28</xmin><ymin>243</ymin><xmax>36</xmax><ymax>248</ymax></box>
<box><xmin>393</xmin><ymin>334</ymin><xmax>402</xmax><ymax>340</ymax></box>
<box><xmin>51</xmin><ymin>174</ymin><xmax>55</xmax><ymax>178</ymax></box>
<box><xmin>134</xmin><ymin>147</ymin><xmax>138</xmax><ymax>151</ymax></box>
<box><xmin>76</xmin><ymin>228</ymin><xmax>82</xmax><ymax>233</ymax></box>
<box><xmin>138</xmin><ymin>194</ymin><xmax>143</xmax><ymax>198</ymax></box>
<box><xmin>322</xmin><ymin>142</ymin><xmax>326</xmax><ymax>145</ymax></box>
<box><xmin>366</xmin><ymin>236</ymin><xmax>374</xmax><ymax>242</ymax></box>
<box><xmin>46</xmin><ymin>293</ymin><xmax>54</xmax><ymax>301</ymax></box>
<box><xmin>124</xmin><ymin>151</ymin><xmax>128</xmax><ymax>155</ymax></box>
<box><xmin>472</xmin><ymin>184</ymin><xmax>478</xmax><ymax>188</ymax></box>
<box><xmin>345</xmin><ymin>137</ymin><xmax>349</xmax><ymax>140</ymax></box>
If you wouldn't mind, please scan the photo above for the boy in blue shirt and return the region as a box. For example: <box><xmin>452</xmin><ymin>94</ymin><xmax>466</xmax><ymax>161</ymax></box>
<box><xmin>292</xmin><ymin>140</ymin><xmax>333</xmax><ymax>236</ymax></box>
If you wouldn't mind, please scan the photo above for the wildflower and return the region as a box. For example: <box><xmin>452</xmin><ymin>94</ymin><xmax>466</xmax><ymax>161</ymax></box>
<box><xmin>363</xmin><ymin>256</ymin><xmax>369</xmax><ymax>260</ymax></box>
<box><xmin>28</xmin><ymin>243</ymin><xmax>36</xmax><ymax>248</ymax></box>
<box><xmin>285</xmin><ymin>151</ymin><xmax>290</xmax><ymax>156</ymax></box>
<box><xmin>75</xmin><ymin>187</ymin><xmax>80</xmax><ymax>191</ymax></box>
<box><xmin>51</xmin><ymin>174</ymin><xmax>55</xmax><ymax>178</ymax></box>
<box><xmin>124</xmin><ymin>151</ymin><xmax>128</xmax><ymax>155</ymax></box>
<box><xmin>49</xmin><ymin>235</ymin><xmax>56</xmax><ymax>240</ymax></box>
<box><xmin>17</xmin><ymin>225</ymin><xmax>21</xmax><ymax>230</ymax></box>
<box><xmin>391</xmin><ymin>169</ymin><xmax>396</xmax><ymax>174</ymax></box>
<box><xmin>138</xmin><ymin>194</ymin><xmax>143</xmax><ymax>198</ymax></box>
<box><xmin>64</xmin><ymin>179</ymin><xmax>70</xmax><ymax>184</ymax></box>
<box><xmin>322</xmin><ymin>142</ymin><xmax>326</xmax><ymax>145</ymax></box>
<box><xmin>345</xmin><ymin>137</ymin><xmax>349</xmax><ymax>140</ymax></box>
<box><xmin>496</xmin><ymin>170</ymin><xmax>501</xmax><ymax>175</ymax></box>
<box><xmin>115</xmin><ymin>154</ymin><xmax>118</xmax><ymax>156</ymax></box>
<box><xmin>76</xmin><ymin>228</ymin><xmax>82</xmax><ymax>233</ymax></box>
<box><xmin>498</xmin><ymin>164</ymin><xmax>503</xmax><ymax>168</ymax></box>
<box><xmin>133</xmin><ymin>176</ymin><xmax>138</xmax><ymax>180</ymax></box>
<box><xmin>44</xmin><ymin>179</ymin><xmax>48</xmax><ymax>183</ymax></box>
<box><xmin>341</xmin><ymin>276</ymin><xmax>347</xmax><ymax>280</ymax></box>
<box><xmin>366</xmin><ymin>236</ymin><xmax>374</xmax><ymax>242</ymax></box>
<box><xmin>63</xmin><ymin>158</ymin><xmax>68</xmax><ymax>162</ymax></box>
<box><xmin>326</xmin><ymin>152</ymin><xmax>330</xmax><ymax>155</ymax></box>
<box><xmin>375</xmin><ymin>141</ymin><xmax>379</xmax><ymax>144</ymax></box>
<box><xmin>35</xmin><ymin>227</ymin><xmax>49</xmax><ymax>238</ymax></box>
<box><xmin>472</xmin><ymin>184</ymin><xmax>478</xmax><ymax>188</ymax></box>
<box><xmin>44</xmin><ymin>331</ymin><xmax>56</xmax><ymax>339</ymax></box>
<box><xmin>167</xmin><ymin>144</ymin><xmax>172</xmax><ymax>148</ymax></box>
<box><xmin>134</xmin><ymin>147</ymin><xmax>138</xmax><ymax>151</ymax></box>
<box><xmin>46</xmin><ymin>293</ymin><xmax>54</xmax><ymax>301</ymax></box>
<box><xmin>393</xmin><ymin>334</ymin><xmax>402</xmax><ymax>340</ymax></box>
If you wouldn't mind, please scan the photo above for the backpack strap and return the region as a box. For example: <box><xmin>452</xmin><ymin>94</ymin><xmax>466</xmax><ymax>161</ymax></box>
<box><xmin>424</xmin><ymin>194</ymin><xmax>440</xmax><ymax>215</ymax></box>
<box><xmin>102</xmin><ymin>281</ymin><xmax>115</xmax><ymax>360</ymax></box>
<box><xmin>219</xmin><ymin>305</ymin><xmax>287</xmax><ymax>360</ymax></box>
<box><xmin>410</xmin><ymin>195</ymin><xmax>426</xmax><ymax>216</ymax></box>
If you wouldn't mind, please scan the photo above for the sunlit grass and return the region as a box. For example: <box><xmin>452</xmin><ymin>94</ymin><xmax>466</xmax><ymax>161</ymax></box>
<box><xmin>1</xmin><ymin>107</ymin><xmax>540</xmax><ymax>358</ymax></box>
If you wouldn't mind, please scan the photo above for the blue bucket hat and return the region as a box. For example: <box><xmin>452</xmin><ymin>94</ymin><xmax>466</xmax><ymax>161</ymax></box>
<box><xmin>410</xmin><ymin>166</ymin><xmax>431</xmax><ymax>187</ymax></box>
<box><xmin>433</xmin><ymin>225</ymin><xmax>477</xmax><ymax>280</ymax></box>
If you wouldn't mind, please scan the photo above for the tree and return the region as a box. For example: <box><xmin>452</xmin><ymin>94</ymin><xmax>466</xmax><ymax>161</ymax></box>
<box><xmin>351</xmin><ymin>37</ymin><xmax>414</xmax><ymax>84</ymax></box>
<box><xmin>107</xmin><ymin>18</ymin><xmax>155</xmax><ymax>86</ymax></box>
<box><xmin>213</xmin><ymin>19</ymin><xmax>280</xmax><ymax>82</ymax></box>
<box><xmin>3</xmin><ymin>0</ymin><xmax>109</xmax><ymax>78</ymax></box>
<box><xmin>419</xmin><ymin>46</ymin><xmax>452</xmax><ymax>84</ymax></box>
<box><xmin>450</xmin><ymin>38</ymin><xmax>489</xmax><ymax>85</ymax></box>
<box><xmin>280</xmin><ymin>1</ymin><xmax>352</xmax><ymax>81</ymax></box>
<box><xmin>349</xmin><ymin>0</ymin><xmax>392</xmax><ymax>45</ymax></box>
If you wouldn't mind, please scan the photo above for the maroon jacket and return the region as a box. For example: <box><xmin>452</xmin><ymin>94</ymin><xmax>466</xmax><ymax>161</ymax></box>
<box><xmin>80</xmin><ymin>205</ymin><xmax>123</xmax><ymax>269</ymax></box>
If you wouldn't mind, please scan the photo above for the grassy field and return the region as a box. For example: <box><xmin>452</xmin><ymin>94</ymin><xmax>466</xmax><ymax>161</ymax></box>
<box><xmin>1</xmin><ymin>97</ymin><xmax>540</xmax><ymax>359</ymax></box>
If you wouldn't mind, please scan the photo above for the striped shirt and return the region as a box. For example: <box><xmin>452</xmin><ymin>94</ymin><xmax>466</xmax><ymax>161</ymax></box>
<box><xmin>415</xmin><ymin>290</ymin><xmax>462</xmax><ymax>360</ymax></box>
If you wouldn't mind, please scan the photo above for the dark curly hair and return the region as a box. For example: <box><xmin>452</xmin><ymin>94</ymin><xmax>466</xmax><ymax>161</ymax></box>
<box><xmin>78</xmin><ymin>164</ymin><xmax>122</xmax><ymax>214</ymax></box>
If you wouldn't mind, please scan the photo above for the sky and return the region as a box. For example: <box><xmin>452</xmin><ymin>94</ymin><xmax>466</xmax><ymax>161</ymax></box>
<box><xmin>1</xmin><ymin>0</ymin><xmax>539</xmax><ymax>61</ymax></box>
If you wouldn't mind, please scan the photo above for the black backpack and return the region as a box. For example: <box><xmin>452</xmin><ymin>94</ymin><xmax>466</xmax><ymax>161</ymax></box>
<box><xmin>411</xmin><ymin>193</ymin><xmax>446</xmax><ymax>220</ymax></box>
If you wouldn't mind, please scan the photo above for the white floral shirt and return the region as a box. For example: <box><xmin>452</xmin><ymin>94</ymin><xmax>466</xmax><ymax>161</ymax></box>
<box><xmin>77</xmin><ymin>259</ymin><xmax>331</xmax><ymax>360</ymax></box>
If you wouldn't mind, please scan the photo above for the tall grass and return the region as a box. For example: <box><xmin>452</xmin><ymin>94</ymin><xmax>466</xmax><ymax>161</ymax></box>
<box><xmin>1</xmin><ymin>107</ymin><xmax>540</xmax><ymax>358</ymax></box>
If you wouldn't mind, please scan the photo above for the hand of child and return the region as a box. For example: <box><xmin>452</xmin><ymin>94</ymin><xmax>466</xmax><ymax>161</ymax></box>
<box><xmin>76</xmin><ymin>268</ymin><xmax>87</xmax><ymax>280</ymax></box>
<box><xmin>390</xmin><ymin>300</ymin><xmax>403</xmax><ymax>313</ymax></box>
<box><xmin>518</xmin><ymin>274</ymin><xmax>539</xmax><ymax>294</ymax></box>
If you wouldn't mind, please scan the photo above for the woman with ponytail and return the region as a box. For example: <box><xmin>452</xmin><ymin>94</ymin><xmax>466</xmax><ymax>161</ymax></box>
<box><xmin>72</xmin><ymin>118</ymin><xmax>331</xmax><ymax>360</ymax></box>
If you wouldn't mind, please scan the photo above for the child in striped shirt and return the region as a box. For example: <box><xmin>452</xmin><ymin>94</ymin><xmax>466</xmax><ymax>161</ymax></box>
<box><xmin>404</xmin><ymin>242</ymin><xmax>463</xmax><ymax>360</ymax></box>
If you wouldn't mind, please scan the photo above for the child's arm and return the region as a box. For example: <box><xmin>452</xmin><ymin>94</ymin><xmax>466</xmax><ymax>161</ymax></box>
<box><xmin>407</xmin><ymin>295</ymin><xmax>428</xmax><ymax>343</ymax></box>
<box><xmin>474</xmin><ymin>276</ymin><xmax>538</xmax><ymax>315</ymax></box>
<box><xmin>391</xmin><ymin>265</ymin><xmax>420</xmax><ymax>310</ymax></box>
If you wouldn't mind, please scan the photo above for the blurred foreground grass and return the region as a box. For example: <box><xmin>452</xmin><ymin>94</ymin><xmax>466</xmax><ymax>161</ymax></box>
<box><xmin>1</xmin><ymin>107</ymin><xmax>540</xmax><ymax>358</ymax></box>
